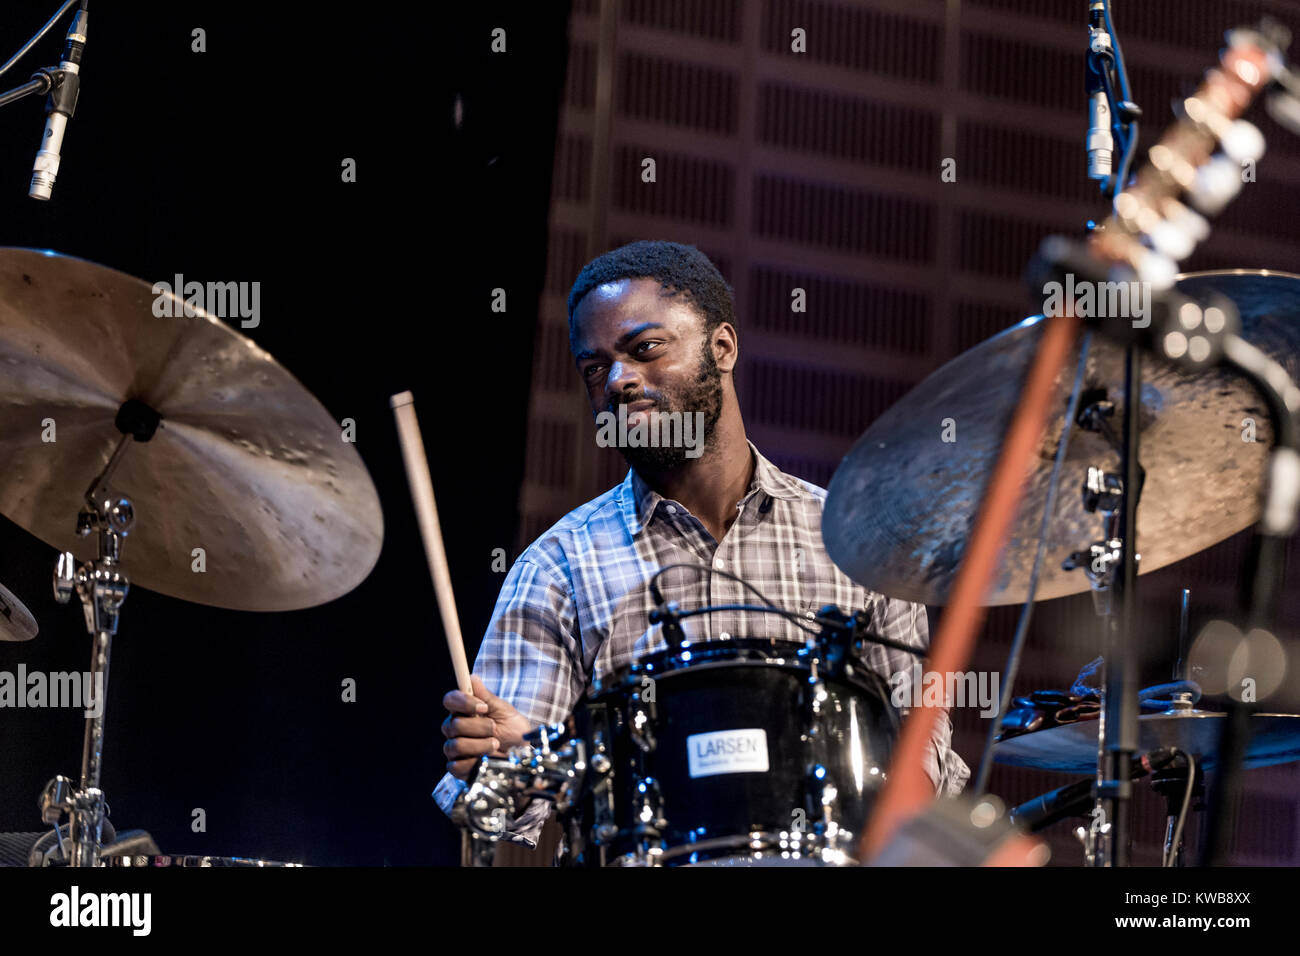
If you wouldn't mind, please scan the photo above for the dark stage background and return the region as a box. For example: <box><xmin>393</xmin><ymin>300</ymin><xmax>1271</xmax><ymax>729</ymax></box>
<box><xmin>2</xmin><ymin>0</ymin><xmax>1300</xmax><ymax>869</ymax></box>
<box><xmin>0</xmin><ymin>1</ymin><xmax>568</xmax><ymax>865</ymax></box>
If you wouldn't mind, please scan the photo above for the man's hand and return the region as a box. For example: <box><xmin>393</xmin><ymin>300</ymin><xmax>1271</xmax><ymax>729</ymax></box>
<box><xmin>441</xmin><ymin>676</ymin><xmax>532</xmax><ymax>780</ymax></box>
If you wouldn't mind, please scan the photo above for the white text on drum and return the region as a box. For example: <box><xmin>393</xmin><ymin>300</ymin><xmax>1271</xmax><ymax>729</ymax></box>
<box><xmin>687</xmin><ymin>728</ymin><xmax>771</xmax><ymax>778</ymax></box>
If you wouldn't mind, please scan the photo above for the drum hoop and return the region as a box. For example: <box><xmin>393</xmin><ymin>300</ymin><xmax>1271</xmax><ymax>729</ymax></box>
<box><xmin>651</xmin><ymin>829</ymin><xmax>859</xmax><ymax>866</ymax></box>
<box><xmin>98</xmin><ymin>855</ymin><xmax>304</xmax><ymax>867</ymax></box>
<box><xmin>591</xmin><ymin>637</ymin><xmax>888</xmax><ymax>699</ymax></box>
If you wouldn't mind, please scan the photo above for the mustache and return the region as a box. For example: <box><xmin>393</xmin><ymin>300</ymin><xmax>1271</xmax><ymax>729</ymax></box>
<box><xmin>606</xmin><ymin>392</ymin><xmax>662</xmax><ymax>413</ymax></box>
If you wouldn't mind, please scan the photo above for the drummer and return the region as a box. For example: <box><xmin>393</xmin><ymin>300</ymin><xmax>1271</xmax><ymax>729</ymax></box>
<box><xmin>435</xmin><ymin>240</ymin><xmax>969</xmax><ymax>846</ymax></box>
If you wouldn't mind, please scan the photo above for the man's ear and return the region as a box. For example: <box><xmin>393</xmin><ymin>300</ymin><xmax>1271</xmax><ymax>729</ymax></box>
<box><xmin>712</xmin><ymin>321</ymin><xmax>739</xmax><ymax>373</ymax></box>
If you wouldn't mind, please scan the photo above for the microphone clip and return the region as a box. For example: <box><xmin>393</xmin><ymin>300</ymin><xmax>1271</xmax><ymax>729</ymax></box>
<box><xmin>648</xmin><ymin>599</ymin><xmax>688</xmax><ymax>645</ymax></box>
<box><xmin>31</xmin><ymin>66</ymin><xmax>80</xmax><ymax>118</ymax></box>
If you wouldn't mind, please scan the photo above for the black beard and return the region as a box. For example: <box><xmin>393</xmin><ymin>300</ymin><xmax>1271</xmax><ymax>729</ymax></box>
<box><xmin>611</xmin><ymin>341</ymin><xmax>723</xmax><ymax>474</ymax></box>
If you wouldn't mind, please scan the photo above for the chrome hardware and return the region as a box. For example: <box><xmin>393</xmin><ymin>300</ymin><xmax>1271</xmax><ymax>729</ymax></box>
<box><xmin>455</xmin><ymin>728</ymin><xmax>587</xmax><ymax>844</ymax></box>
<box><xmin>43</xmin><ymin>429</ymin><xmax>144</xmax><ymax>868</ymax></box>
<box><xmin>627</xmin><ymin>694</ymin><xmax>656</xmax><ymax>753</ymax></box>
<box><xmin>804</xmin><ymin>676</ymin><xmax>841</xmax><ymax>828</ymax></box>
<box><xmin>53</xmin><ymin>552</ymin><xmax>77</xmax><ymax>604</ymax></box>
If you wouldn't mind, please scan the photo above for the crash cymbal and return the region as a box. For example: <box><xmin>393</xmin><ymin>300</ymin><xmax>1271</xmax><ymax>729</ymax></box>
<box><xmin>0</xmin><ymin>580</ymin><xmax>37</xmax><ymax>641</ymax></box>
<box><xmin>0</xmin><ymin>248</ymin><xmax>383</xmax><ymax>612</ymax></box>
<box><xmin>824</xmin><ymin>270</ymin><xmax>1300</xmax><ymax>606</ymax></box>
<box><xmin>993</xmin><ymin>711</ymin><xmax>1300</xmax><ymax>773</ymax></box>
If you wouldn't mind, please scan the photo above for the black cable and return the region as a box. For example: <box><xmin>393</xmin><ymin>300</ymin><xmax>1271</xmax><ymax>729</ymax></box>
<box><xmin>1102</xmin><ymin>0</ymin><xmax>1132</xmax><ymax>103</ymax></box>
<box><xmin>1164</xmin><ymin>749</ymin><xmax>1195</xmax><ymax>867</ymax></box>
<box><xmin>649</xmin><ymin>563</ymin><xmax>929</xmax><ymax>654</ymax></box>
<box><xmin>559</xmin><ymin>560</ymin><xmax>915</xmax><ymax>695</ymax></box>
<box><xmin>0</xmin><ymin>0</ymin><xmax>79</xmax><ymax>80</ymax></box>
<box><xmin>660</xmin><ymin>602</ymin><xmax>817</xmax><ymax>637</ymax></box>
<box><xmin>1114</xmin><ymin>121</ymin><xmax>1140</xmax><ymax>195</ymax></box>
<box><xmin>974</xmin><ymin>333</ymin><xmax>1092</xmax><ymax>795</ymax></box>
<box><xmin>665</xmin><ymin>603</ymin><xmax>926</xmax><ymax>657</ymax></box>
<box><xmin>1101</xmin><ymin>0</ymin><xmax>1140</xmax><ymax>196</ymax></box>
<box><xmin>557</xmin><ymin>561</ymin><xmax>806</xmax><ymax>688</ymax></box>
<box><xmin>1096</xmin><ymin>57</ymin><xmax>1139</xmax><ymax>195</ymax></box>
<box><xmin>650</xmin><ymin>562</ymin><xmax>927</xmax><ymax>650</ymax></box>
<box><xmin>648</xmin><ymin>562</ymin><xmax>782</xmax><ymax>611</ymax></box>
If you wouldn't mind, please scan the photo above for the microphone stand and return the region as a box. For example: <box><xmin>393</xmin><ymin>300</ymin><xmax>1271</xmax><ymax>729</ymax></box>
<box><xmin>1083</xmin><ymin>0</ymin><xmax>1143</xmax><ymax>868</ymax></box>
<box><xmin>1029</xmin><ymin>241</ymin><xmax>1300</xmax><ymax>868</ymax></box>
<box><xmin>0</xmin><ymin>68</ymin><xmax>65</xmax><ymax>110</ymax></box>
<box><xmin>0</xmin><ymin>0</ymin><xmax>85</xmax><ymax>110</ymax></box>
<box><xmin>1097</xmin><ymin>348</ymin><xmax>1142</xmax><ymax>867</ymax></box>
<box><xmin>0</xmin><ymin>2</ymin><xmax>87</xmax><ymax>199</ymax></box>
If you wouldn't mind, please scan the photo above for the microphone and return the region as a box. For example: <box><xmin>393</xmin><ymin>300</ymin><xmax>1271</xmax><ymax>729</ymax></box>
<box><xmin>30</xmin><ymin>8</ymin><xmax>89</xmax><ymax>201</ymax></box>
<box><xmin>1086</xmin><ymin>91</ymin><xmax>1113</xmax><ymax>180</ymax></box>
<box><xmin>1010</xmin><ymin>747</ymin><xmax>1181</xmax><ymax>831</ymax></box>
<box><xmin>1085</xmin><ymin>2</ymin><xmax>1114</xmax><ymax>180</ymax></box>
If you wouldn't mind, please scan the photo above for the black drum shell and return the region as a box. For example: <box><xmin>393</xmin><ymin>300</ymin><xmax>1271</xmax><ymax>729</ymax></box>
<box><xmin>573</xmin><ymin>640</ymin><xmax>898</xmax><ymax>864</ymax></box>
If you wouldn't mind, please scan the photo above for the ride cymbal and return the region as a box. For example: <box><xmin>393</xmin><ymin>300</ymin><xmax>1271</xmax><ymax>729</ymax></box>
<box><xmin>824</xmin><ymin>270</ymin><xmax>1300</xmax><ymax>606</ymax></box>
<box><xmin>0</xmin><ymin>248</ymin><xmax>383</xmax><ymax>612</ymax></box>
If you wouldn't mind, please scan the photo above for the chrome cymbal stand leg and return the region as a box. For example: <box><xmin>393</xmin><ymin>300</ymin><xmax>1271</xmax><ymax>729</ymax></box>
<box><xmin>43</xmin><ymin>417</ymin><xmax>149</xmax><ymax>867</ymax></box>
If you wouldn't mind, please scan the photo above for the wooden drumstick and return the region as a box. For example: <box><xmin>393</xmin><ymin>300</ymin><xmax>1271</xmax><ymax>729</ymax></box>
<box><xmin>390</xmin><ymin>390</ymin><xmax>473</xmax><ymax>694</ymax></box>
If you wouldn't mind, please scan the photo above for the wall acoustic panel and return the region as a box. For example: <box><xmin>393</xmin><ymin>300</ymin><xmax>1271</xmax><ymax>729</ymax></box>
<box><xmin>513</xmin><ymin>0</ymin><xmax>1300</xmax><ymax>866</ymax></box>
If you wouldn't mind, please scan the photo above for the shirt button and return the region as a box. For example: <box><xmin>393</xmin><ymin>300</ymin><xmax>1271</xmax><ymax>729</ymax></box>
<box><xmin>713</xmin><ymin>558</ymin><xmax>725</xmax><ymax>570</ymax></box>
<box><xmin>664</xmin><ymin>504</ymin><xmax>677</xmax><ymax>515</ymax></box>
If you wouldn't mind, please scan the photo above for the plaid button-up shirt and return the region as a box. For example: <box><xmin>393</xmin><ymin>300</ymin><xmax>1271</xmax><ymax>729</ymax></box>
<box><xmin>435</xmin><ymin>441</ymin><xmax>970</xmax><ymax>845</ymax></box>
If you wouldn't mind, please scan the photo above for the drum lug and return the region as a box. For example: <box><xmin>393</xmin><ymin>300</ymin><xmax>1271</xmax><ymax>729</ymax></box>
<box><xmin>585</xmin><ymin>710</ymin><xmax>620</xmax><ymax>849</ymax></box>
<box><xmin>630</xmin><ymin>775</ymin><xmax>668</xmax><ymax>861</ymax></box>
<box><xmin>804</xmin><ymin>677</ymin><xmax>841</xmax><ymax>827</ymax></box>
<box><xmin>628</xmin><ymin>693</ymin><xmax>657</xmax><ymax>753</ymax></box>
<box><xmin>588</xmin><ymin>721</ymin><xmax>612</xmax><ymax>776</ymax></box>
<box><xmin>588</xmin><ymin>770</ymin><xmax>621</xmax><ymax>854</ymax></box>
<box><xmin>591</xmin><ymin>784</ymin><xmax>617</xmax><ymax>844</ymax></box>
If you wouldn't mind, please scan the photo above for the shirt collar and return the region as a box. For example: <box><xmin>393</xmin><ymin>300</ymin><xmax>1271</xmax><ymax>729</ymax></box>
<box><xmin>616</xmin><ymin>440</ymin><xmax>808</xmax><ymax>538</ymax></box>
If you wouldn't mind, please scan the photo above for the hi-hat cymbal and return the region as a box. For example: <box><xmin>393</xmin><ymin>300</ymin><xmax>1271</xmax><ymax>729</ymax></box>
<box><xmin>0</xmin><ymin>248</ymin><xmax>383</xmax><ymax>612</ymax></box>
<box><xmin>824</xmin><ymin>270</ymin><xmax>1300</xmax><ymax>606</ymax></box>
<box><xmin>0</xmin><ymin>580</ymin><xmax>37</xmax><ymax>641</ymax></box>
<box><xmin>994</xmin><ymin>711</ymin><xmax>1300</xmax><ymax>773</ymax></box>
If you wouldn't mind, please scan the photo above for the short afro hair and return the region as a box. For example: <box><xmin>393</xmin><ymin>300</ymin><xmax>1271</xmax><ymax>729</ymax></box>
<box><xmin>567</xmin><ymin>240</ymin><xmax>735</xmax><ymax>341</ymax></box>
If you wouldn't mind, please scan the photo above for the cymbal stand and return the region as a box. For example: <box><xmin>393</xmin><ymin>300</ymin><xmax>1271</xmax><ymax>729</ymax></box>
<box><xmin>39</xmin><ymin>399</ymin><xmax>159</xmax><ymax>867</ymax></box>
<box><xmin>1062</xmin><ymin>389</ymin><xmax>1145</xmax><ymax>867</ymax></box>
<box><xmin>1153</xmin><ymin>758</ymin><xmax>1201</xmax><ymax>867</ymax></box>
